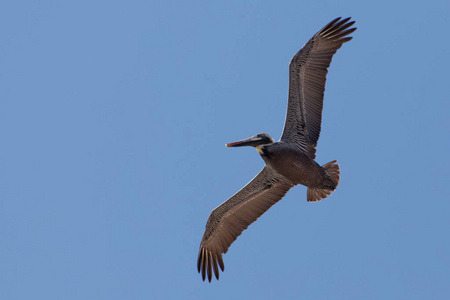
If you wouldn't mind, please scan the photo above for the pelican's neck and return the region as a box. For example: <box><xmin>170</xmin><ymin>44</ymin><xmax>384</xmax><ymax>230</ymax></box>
<box><xmin>256</xmin><ymin>145</ymin><xmax>265</xmax><ymax>155</ymax></box>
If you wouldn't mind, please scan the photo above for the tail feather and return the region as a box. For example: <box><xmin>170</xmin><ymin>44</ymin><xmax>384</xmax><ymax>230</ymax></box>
<box><xmin>307</xmin><ymin>160</ymin><xmax>340</xmax><ymax>202</ymax></box>
<box><xmin>323</xmin><ymin>160</ymin><xmax>340</xmax><ymax>188</ymax></box>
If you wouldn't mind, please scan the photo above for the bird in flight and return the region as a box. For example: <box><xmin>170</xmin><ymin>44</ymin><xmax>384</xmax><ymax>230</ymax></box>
<box><xmin>198</xmin><ymin>17</ymin><xmax>356</xmax><ymax>282</ymax></box>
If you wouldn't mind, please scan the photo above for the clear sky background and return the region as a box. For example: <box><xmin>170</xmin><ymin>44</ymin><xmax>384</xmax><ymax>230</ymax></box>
<box><xmin>1</xmin><ymin>1</ymin><xmax>449</xmax><ymax>299</ymax></box>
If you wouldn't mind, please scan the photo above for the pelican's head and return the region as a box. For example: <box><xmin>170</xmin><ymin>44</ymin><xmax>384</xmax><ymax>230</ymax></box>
<box><xmin>226</xmin><ymin>133</ymin><xmax>274</xmax><ymax>152</ymax></box>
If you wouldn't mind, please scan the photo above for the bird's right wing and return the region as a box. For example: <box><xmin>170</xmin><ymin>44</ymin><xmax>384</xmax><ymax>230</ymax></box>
<box><xmin>281</xmin><ymin>17</ymin><xmax>356</xmax><ymax>158</ymax></box>
<box><xmin>197</xmin><ymin>166</ymin><xmax>293</xmax><ymax>281</ymax></box>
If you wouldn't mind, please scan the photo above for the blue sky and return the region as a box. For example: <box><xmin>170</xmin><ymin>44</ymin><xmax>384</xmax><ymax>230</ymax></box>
<box><xmin>1</xmin><ymin>1</ymin><xmax>449</xmax><ymax>299</ymax></box>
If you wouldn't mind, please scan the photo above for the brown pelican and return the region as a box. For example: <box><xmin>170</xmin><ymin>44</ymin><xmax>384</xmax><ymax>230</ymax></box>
<box><xmin>197</xmin><ymin>17</ymin><xmax>356</xmax><ymax>282</ymax></box>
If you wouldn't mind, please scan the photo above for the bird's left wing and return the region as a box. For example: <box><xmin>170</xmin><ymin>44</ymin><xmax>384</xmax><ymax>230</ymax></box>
<box><xmin>280</xmin><ymin>17</ymin><xmax>356</xmax><ymax>158</ymax></box>
<box><xmin>197</xmin><ymin>166</ymin><xmax>293</xmax><ymax>281</ymax></box>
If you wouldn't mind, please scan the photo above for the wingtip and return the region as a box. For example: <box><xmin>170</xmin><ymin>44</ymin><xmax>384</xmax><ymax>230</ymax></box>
<box><xmin>198</xmin><ymin>246</ymin><xmax>225</xmax><ymax>282</ymax></box>
<box><xmin>207</xmin><ymin>251</ymin><xmax>213</xmax><ymax>282</ymax></box>
<box><xmin>201</xmin><ymin>248</ymin><xmax>207</xmax><ymax>281</ymax></box>
<box><xmin>218</xmin><ymin>254</ymin><xmax>225</xmax><ymax>271</ymax></box>
<box><xmin>320</xmin><ymin>17</ymin><xmax>357</xmax><ymax>40</ymax></box>
<box><xmin>197</xmin><ymin>247</ymin><xmax>202</xmax><ymax>273</ymax></box>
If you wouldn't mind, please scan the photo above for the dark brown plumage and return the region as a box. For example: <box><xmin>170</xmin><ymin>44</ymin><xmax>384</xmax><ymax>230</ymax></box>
<box><xmin>198</xmin><ymin>17</ymin><xmax>356</xmax><ymax>282</ymax></box>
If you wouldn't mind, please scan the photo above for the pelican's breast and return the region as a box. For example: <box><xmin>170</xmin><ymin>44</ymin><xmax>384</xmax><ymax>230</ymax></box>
<box><xmin>260</xmin><ymin>143</ymin><xmax>326</xmax><ymax>187</ymax></box>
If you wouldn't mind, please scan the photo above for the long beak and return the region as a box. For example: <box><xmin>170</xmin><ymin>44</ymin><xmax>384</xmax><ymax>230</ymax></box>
<box><xmin>226</xmin><ymin>135</ymin><xmax>262</xmax><ymax>148</ymax></box>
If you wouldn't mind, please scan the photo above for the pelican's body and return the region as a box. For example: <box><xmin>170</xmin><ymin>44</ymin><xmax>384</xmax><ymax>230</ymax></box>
<box><xmin>198</xmin><ymin>17</ymin><xmax>356</xmax><ymax>281</ymax></box>
<box><xmin>258</xmin><ymin>142</ymin><xmax>334</xmax><ymax>189</ymax></box>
